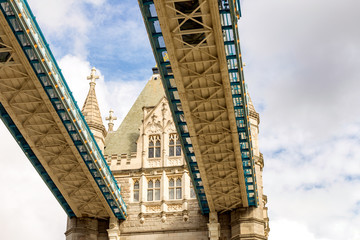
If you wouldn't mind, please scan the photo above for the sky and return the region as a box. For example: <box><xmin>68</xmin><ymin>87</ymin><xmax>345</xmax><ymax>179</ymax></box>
<box><xmin>0</xmin><ymin>0</ymin><xmax>359</xmax><ymax>239</ymax></box>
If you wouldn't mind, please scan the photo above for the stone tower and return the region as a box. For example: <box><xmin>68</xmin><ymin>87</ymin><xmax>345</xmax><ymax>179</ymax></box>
<box><xmin>102</xmin><ymin>69</ymin><xmax>269</xmax><ymax>239</ymax></box>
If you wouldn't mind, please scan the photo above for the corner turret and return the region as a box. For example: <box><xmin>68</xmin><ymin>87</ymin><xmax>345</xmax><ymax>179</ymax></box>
<box><xmin>82</xmin><ymin>67</ymin><xmax>107</xmax><ymax>152</ymax></box>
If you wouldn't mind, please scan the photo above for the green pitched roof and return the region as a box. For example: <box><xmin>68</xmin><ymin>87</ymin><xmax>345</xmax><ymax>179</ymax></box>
<box><xmin>104</xmin><ymin>76</ymin><xmax>165</xmax><ymax>156</ymax></box>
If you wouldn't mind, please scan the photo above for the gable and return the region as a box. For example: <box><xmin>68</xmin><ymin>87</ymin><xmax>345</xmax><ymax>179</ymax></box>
<box><xmin>104</xmin><ymin>75</ymin><xmax>165</xmax><ymax>156</ymax></box>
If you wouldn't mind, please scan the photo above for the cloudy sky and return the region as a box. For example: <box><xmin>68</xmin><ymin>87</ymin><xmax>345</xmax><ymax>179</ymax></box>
<box><xmin>0</xmin><ymin>0</ymin><xmax>359</xmax><ymax>239</ymax></box>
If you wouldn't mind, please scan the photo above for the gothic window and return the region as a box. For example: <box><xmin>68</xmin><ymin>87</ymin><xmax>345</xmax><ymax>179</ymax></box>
<box><xmin>190</xmin><ymin>181</ymin><xmax>196</xmax><ymax>199</ymax></box>
<box><xmin>133</xmin><ymin>180</ymin><xmax>139</xmax><ymax>202</ymax></box>
<box><xmin>149</xmin><ymin>135</ymin><xmax>161</xmax><ymax>158</ymax></box>
<box><xmin>147</xmin><ymin>179</ymin><xmax>160</xmax><ymax>201</ymax></box>
<box><xmin>169</xmin><ymin>178</ymin><xmax>182</xmax><ymax>199</ymax></box>
<box><xmin>169</xmin><ymin>133</ymin><xmax>181</xmax><ymax>157</ymax></box>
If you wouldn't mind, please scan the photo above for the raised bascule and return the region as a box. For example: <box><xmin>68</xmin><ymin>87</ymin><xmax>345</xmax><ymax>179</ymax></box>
<box><xmin>0</xmin><ymin>0</ymin><xmax>269</xmax><ymax>239</ymax></box>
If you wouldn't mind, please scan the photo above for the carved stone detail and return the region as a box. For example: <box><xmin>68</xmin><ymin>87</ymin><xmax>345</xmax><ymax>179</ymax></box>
<box><xmin>145</xmin><ymin>114</ymin><xmax>162</xmax><ymax>134</ymax></box>
<box><xmin>146</xmin><ymin>205</ymin><xmax>161</xmax><ymax>213</ymax></box>
<box><xmin>168</xmin><ymin>158</ymin><xmax>181</xmax><ymax>166</ymax></box>
<box><xmin>167</xmin><ymin>204</ymin><xmax>182</xmax><ymax>212</ymax></box>
<box><xmin>148</xmin><ymin>159</ymin><xmax>161</xmax><ymax>167</ymax></box>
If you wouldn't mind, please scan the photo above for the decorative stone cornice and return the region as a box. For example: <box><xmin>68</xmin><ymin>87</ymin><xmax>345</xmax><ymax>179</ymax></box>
<box><xmin>249</xmin><ymin>108</ymin><xmax>260</xmax><ymax>125</ymax></box>
<box><xmin>231</xmin><ymin>216</ymin><xmax>266</xmax><ymax>226</ymax></box>
<box><xmin>231</xmin><ymin>233</ymin><xmax>267</xmax><ymax>240</ymax></box>
<box><xmin>87</xmin><ymin>122</ymin><xmax>107</xmax><ymax>136</ymax></box>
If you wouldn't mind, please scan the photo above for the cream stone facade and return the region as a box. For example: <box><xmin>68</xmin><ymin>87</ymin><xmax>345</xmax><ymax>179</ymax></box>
<box><xmin>66</xmin><ymin>68</ymin><xmax>269</xmax><ymax>239</ymax></box>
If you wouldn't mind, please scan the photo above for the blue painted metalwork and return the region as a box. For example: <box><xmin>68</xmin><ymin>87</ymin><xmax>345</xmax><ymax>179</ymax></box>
<box><xmin>236</xmin><ymin>0</ymin><xmax>242</xmax><ymax>18</ymax></box>
<box><xmin>138</xmin><ymin>0</ymin><xmax>210</xmax><ymax>214</ymax></box>
<box><xmin>139</xmin><ymin>0</ymin><xmax>259</xmax><ymax>208</ymax></box>
<box><xmin>219</xmin><ymin>0</ymin><xmax>259</xmax><ymax>206</ymax></box>
<box><xmin>0</xmin><ymin>102</ymin><xmax>76</xmax><ymax>217</ymax></box>
<box><xmin>0</xmin><ymin>0</ymin><xmax>127</xmax><ymax>219</ymax></box>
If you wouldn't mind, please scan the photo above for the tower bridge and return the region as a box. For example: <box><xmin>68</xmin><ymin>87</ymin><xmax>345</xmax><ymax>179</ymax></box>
<box><xmin>0</xmin><ymin>0</ymin><xmax>269</xmax><ymax>239</ymax></box>
<box><xmin>138</xmin><ymin>0</ymin><xmax>258</xmax><ymax>213</ymax></box>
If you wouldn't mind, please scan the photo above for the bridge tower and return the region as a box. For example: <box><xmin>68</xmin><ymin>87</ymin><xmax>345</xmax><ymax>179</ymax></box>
<box><xmin>103</xmin><ymin>68</ymin><xmax>269</xmax><ymax>239</ymax></box>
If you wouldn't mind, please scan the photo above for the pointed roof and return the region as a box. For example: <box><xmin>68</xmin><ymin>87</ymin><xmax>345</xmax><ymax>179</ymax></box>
<box><xmin>82</xmin><ymin>67</ymin><xmax>106</xmax><ymax>134</ymax></box>
<box><xmin>105</xmin><ymin>73</ymin><xmax>164</xmax><ymax>156</ymax></box>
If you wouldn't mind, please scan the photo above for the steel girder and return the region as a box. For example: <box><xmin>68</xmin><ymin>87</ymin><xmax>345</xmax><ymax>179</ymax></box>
<box><xmin>0</xmin><ymin>0</ymin><xmax>127</xmax><ymax>219</ymax></box>
<box><xmin>138</xmin><ymin>0</ymin><xmax>259</xmax><ymax>213</ymax></box>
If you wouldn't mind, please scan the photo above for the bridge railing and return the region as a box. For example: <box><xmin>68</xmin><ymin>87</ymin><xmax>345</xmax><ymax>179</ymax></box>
<box><xmin>0</xmin><ymin>0</ymin><xmax>127</xmax><ymax>219</ymax></box>
<box><xmin>219</xmin><ymin>0</ymin><xmax>259</xmax><ymax>206</ymax></box>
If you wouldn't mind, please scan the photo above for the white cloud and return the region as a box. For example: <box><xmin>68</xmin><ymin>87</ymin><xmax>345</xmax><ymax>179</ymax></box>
<box><xmin>240</xmin><ymin>1</ymin><xmax>360</xmax><ymax>239</ymax></box>
<box><xmin>28</xmin><ymin>0</ymin><xmax>107</xmax><ymax>57</ymax></box>
<box><xmin>1</xmin><ymin>0</ymin><xmax>360</xmax><ymax>239</ymax></box>
<box><xmin>269</xmin><ymin>219</ymin><xmax>330</xmax><ymax>240</ymax></box>
<box><xmin>0</xmin><ymin>123</ymin><xmax>66</xmax><ymax>240</ymax></box>
<box><xmin>58</xmin><ymin>54</ymin><xmax>147</xmax><ymax>130</ymax></box>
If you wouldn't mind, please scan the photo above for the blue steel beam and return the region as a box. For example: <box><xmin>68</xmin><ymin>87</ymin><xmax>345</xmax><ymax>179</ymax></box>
<box><xmin>139</xmin><ymin>0</ymin><xmax>259</xmax><ymax>210</ymax></box>
<box><xmin>0</xmin><ymin>0</ymin><xmax>127</xmax><ymax>219</ymax></box>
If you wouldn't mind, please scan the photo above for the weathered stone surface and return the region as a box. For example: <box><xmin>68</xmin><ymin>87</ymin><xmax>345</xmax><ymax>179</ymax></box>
<box><xmin>65</xmin><ymin>217</ymin><xmax>109</xmax><ymax>240</ymax></box>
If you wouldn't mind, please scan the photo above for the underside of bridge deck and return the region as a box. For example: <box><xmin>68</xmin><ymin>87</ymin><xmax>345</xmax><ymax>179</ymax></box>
<box><xmin>139</xmin><ymin>0</ymin><xmax>259</xmax><ymax>214</ymax></box>
<box><xmin>0</xmin><ymin>0</ymin><xmax>126</xmax><ymax>220</ymax></box>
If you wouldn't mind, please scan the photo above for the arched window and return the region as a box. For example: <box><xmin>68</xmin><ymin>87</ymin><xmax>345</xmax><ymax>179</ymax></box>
<box><xmin>133</xmin><ymin>180</ymin><xmax>139</xmax><ymax>202</ymax></box>
<box><xmin>190</xmin><ymin>181</ymin><xmax>196</xmax><ymax>199</ymax></box>
<box><xmin>169</xmin><ymin>133</ymin><xmax>181</xmax><ymax>156</ymax></box>
<box><xmin>169</xmin><ymin>178</ymin><xmax>182</xmax><ymax>199</ymax></box>
<box><xmin>149</xmin><ymin>135</ymin><xmax>161</xmax><ymax>158</ymax></box>
<box><xmin>147</xmin><ymin>179</ymin><xmax>160</xmax><ymax>201</ymax></box>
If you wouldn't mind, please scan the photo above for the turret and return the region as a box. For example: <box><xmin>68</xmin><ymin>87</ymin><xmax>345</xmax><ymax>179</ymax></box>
<box><xmin>81</xmin><ymin>67</ymin><xmax>107</xmax><ymax>152</ymax></box>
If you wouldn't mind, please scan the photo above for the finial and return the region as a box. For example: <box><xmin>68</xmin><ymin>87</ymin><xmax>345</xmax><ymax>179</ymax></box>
<box><xmin>87</xmin><ymin>67</ymin><xmax>99</xmax><ymax>86</ymax></box>
<box><xmin>105</xmin><ymin>109</ymin><xmax>117</xmax><ymax>132</ymax></box>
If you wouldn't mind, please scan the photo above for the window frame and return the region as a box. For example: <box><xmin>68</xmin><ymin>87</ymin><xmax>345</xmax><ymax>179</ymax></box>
<box><xmin>149</xmin><ymin>135</ymin><xmax>161</xmax><ymax>158</ymax></box>
<box><xmin>190</xmin><ymin>180</ymin><xmax>196</xmax><ymax>199</ymax></box>
<box><xmin>133</xmin><ymin>180</ymin><xmax>140</xmax><ymax>202</ymax></box>
<box><xmin>169</xmin><ymin>177</ymin><xmax>182</xmax><ymax>200</ymax></box>
<box><xmin>169</xmin><ymin>133</ymin><xmax>181</xmax><ymax>157</ymax></box>
<box><xmin>147</xmin><ymin>179</ymin><xmax>161</xmax><ymax>201</ymax></box>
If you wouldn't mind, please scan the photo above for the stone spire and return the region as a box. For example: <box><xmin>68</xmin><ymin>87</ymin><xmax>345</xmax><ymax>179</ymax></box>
<box><xmin>82</xmin><ymin>67</ymin><xmax>107</xmax><ymax>151</ymax></box>
<box><xmin>105</xmin><ymin>109</ymin><xmax>117</xmax><ymax>132</ymax></box>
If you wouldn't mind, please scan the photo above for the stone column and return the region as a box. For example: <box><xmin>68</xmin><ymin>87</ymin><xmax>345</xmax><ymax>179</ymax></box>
<box><xmin>161</xmin><ymin>170</ymin><xmax>168</xmax><ymax>213</ymax></box>
<box><xmin>139</xmin><ymin>173</ymin><xmax>147</xmax><ymax>223</ymax></box>
<box><xmin>208</xmin><ymin>211</ymin><xmax>220</xmax><ymax>240</ymax></box>
<box><xmin>182</xmin><ymin>170</ymin><xmax>189</xmax><ymax>200</ymax></box>
<box><xmin>65</xmin><ymin>217</ymin><xmax>109</xmax><ymax>240</ymax></box>
<box><xmin>182</xmin><ymin>170</ymin><xmax>189</xmax><ymax>219</ymax></box>
<box><xmin>140</xmin><ymin>173</ymin><xmax>147</xmax><ymax>202</ymax></box>
<box><xmin>107</xmin><ymin>218</ymin><xmax>120</xmax><ymax>240</ymax></box>
<box><xmin>230</xmin><ymin>207</ymin><xmax>266</xmax><ymax>240</ymax></box>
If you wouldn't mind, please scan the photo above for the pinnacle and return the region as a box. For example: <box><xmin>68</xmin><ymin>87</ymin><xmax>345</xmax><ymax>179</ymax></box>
<box><xmin>82</xmin><ymin>67</ymin><xmax>106</xmax><ymax>133</ymax></box>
